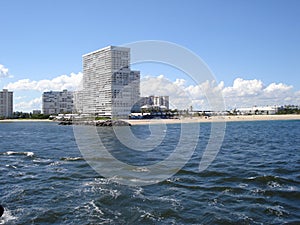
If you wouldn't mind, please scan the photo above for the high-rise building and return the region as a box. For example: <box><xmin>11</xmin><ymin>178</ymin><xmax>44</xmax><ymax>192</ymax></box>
<box><xmin>77</xmin><ymin>46</ymin><xmax>140</xmax><ymax>117</ymax></box>
<box><xmin>42</xmin><ymin>89</ymin><xmax>73</xmax><ymax>115</ymax></box>
<box><xmin>0</xmin><ymin>89</ymin><xmax>13</xmax><ymax>118</ymax></box>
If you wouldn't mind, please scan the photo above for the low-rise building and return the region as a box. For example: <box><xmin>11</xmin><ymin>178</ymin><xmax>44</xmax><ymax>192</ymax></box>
<box><xmin>236</xmin><ymin>106</ymin><xmax>277</xmax><ymax>115</ymax></box>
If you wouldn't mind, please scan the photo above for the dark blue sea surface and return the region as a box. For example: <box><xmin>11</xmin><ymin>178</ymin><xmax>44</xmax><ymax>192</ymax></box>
<box><xmin>0</xmin><ymin>120</ymin><xmax>299</xmax><ymax>224</ymax></box>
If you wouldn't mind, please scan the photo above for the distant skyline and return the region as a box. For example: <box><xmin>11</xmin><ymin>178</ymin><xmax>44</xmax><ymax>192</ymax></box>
<box><xmin>0</xmin><ymin>0</ymin><xmax>299</xmax><ymax>112</ymax></box>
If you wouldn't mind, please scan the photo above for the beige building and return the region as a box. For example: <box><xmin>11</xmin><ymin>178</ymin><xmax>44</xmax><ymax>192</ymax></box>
<box><xmin>0</xmin><ymin>89</ymin><xmax>13</xmax><ymax>118</ymax></box>
<box><xmin>77</xmin><ymin>46</ymin><xmax>140</xmax><ymax>117</ymax></box>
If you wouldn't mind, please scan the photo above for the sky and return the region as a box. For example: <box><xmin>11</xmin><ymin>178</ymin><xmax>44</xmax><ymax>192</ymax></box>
<box><xmin>0</xmin><ymin>0</ymin><xmax>300</xmax><ymax>112</ymax></box>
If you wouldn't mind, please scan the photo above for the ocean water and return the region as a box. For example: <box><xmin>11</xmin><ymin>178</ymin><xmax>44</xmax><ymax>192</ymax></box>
<box><xmin>0</xmin><ymin>120</ymin><xmax>299</xmax><ymax>224</ymax></box>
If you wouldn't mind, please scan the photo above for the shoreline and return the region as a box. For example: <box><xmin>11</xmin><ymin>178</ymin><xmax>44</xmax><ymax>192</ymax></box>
<box><xmin>0</xmin><ymin>114</ymin><xmax>299</xmax><ymax>125</ymax></box>
<box><xmin>124</xmin><ymin>114</ymin><xmax>300</xmax><ymax>125</ymax></box>
<box><xmin>0</xmin><ymin>119</ymin><xmax>55</xmax><ymax>123</ymax></box>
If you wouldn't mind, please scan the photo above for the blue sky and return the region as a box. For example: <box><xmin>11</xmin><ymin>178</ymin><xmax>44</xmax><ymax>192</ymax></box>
<box><xmin>0</xmin><ymin>0</ymin><xmax>300</xmax><ymax>111</ymax></box>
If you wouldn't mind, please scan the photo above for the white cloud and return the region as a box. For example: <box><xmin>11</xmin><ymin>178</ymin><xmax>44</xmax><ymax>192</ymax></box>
<box><xmin>4</xmin><ymin>72</ymin><xmax>300</xmax><ymax>112</ymax></box>
<box><xmin>141</xmin><ymin>75</ymin><xmax>192</xmax><ymax>109</ymax></box>
<box><xmin>14</xmin><ymin>97</ymin><xmax>42</xmax><ymax>112</ymax></box>
<box><xmin>142</xmin><ymin>76</ymin><xmax>299</xmax><ymax>110</ymax></box>
<box><xmin>4</xmin><ymin>72</ymin><xmax>82</xmax><ymax>92</ymax></box>
<box><xmin>174</xmin><ymin>78</ymin><xmax>186</xmax><ymax>88</ymax></box>
<box><xmin>0</xmin><ymin>64</ymin><xmax>13</xmax><ymax>79</ymax></box>
<box><xmin>264</xmin><ymin>82</ymin><xmax>292</xmax><ymax>94</ymax></box>
<box><xmin>4</xmin><ymin>72</ymin><xmax>82</xmax><ymax>112</ymax></box>
<box><xmin>141</xmin><ymin>75</ymin><xmax>224</xmax><ymax>110</ymax></box>
<box><xmin>223</xmin><ymin>78</ymin><xmax>264</xmax><ymax>97</ymax></box>
<box><xmin>222</xmin><ymin>78</ymin><xmax>297</xmax><ymax>108</ymax></box>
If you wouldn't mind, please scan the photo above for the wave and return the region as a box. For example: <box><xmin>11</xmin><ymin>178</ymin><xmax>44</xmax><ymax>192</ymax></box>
<box><xmin>2</xmin><ymin>151</ymin><xmax>35</xmax><ymax>157</ymax></box>
<box><xmin>5</xmin><ymin>164</ymin><xmax>17</xmax><ymax>169</ymax></box>
<box><xmin>89</xmin><ymin>200</ymin><xmax>104</xmax><ymax>215</ymax></box>
<box><xmin>0</xmin><ymin>207</ymin><xmax>17</xmax><ymax>225</ymax></box>
<box><xmin>60</xmin><ymin>157</ymin><xmax>84</xmax><ymax>161</ymax></box>
<box><xmin>245</xmin><ymin>175</ymin><xmax>295</xmax><ymax>185</ymax></box>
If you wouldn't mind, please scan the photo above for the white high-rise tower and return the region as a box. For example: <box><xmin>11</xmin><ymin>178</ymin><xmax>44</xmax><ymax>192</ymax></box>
<box><xmin>77</xmin><ymin>46</ymin><xmax>140</xmax><ymax>117</ymax></box>
<box><xmin>0</xmin><ymin>89</ymin><xmax>13</xmax><ymax>118</ymax></box>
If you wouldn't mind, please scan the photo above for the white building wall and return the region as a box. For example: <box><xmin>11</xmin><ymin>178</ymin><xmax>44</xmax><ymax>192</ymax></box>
<box><xmin>150</xmin><ymin>96</ymin><xmax>169</xmax><ymax>110</ymax></box>
<box><xmin>79</xmin><ymin>46</ymin><xmax>140</xmax><ymax>117</ymax></box>
<box><xmin>237</xmin><ymin>106</ymin><xmax>277</xmax><ymax>115</ymax></box>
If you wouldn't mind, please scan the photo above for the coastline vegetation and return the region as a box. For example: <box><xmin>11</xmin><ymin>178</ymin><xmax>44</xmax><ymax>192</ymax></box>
<box><xmin>0</xmin><ymin>112</ymin><xmax>51</xmax><ymax>120</ymax></box>
<box><xmin>276</xmin><ymin>105</ymin><xmax>300</xmax><ymax>115</ymax></box>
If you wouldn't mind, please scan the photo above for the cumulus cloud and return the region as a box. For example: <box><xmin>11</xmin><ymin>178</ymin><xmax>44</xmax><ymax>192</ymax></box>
<box><xmin>141</xmin><ymin>75</ymin><xmax>192</xmax><ymax>109</ymax></box>
<box><xmin>141</xmin><ymin>76</ymin><xmax>299</xmax><ymax>110</ymax></box>
<box><xmin>5</xmin><ymin>71</ymin><xmax>300</xmax><ymax>112</ymax></box>
<box><xmin>174</xmin><ymin>78</ymin><xmax>186</xmax><ymax>88</ymax></box>
<box><xmin>141</xmin><ymin>75</ymin><xmax>224</xmax><ymax>110</ymax></box>
<box><xmin>4</xmin><ymin>72</ymin><xmax>82</xmax><ymax>92</ymax></box>
<box><xmin>5</xmin><ymin>72</ymin><xmax>82</xmax><ymax>112</ymax></box>
<box><xmin>222</xmin><ymin>78</ymin><xmax>296</xmax><ymax>108</ymax></box>
<box><xmin>14</xmin><ymin>97</ymin><xmax>42</xmax><ymax>112</ymax></box>
<box><xmin>0</xmin><ymin>64</ymin><xmax>13</xmax><ymax>79</ymax></box>
<box><xmin>264</xmin><ymin>82</ymin><xmax>292</xmax><ymax>94</ymax></box>
<box><xmin>186</xmin><ymin>80</ymin><xmax>225</xmax><ymax>110</ymax></box>
<box><xmin>223</xmin><ymin>78</ymin><xmax>264</xmax><ymax>97</ymax></box>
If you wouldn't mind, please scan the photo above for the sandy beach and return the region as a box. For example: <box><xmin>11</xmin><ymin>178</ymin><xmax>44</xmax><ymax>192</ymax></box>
<box><xmin>0</xmin><ymin>114</ymin><xmax>299</xmax><ymax>125</ymax></box>
<box><xmin>0</xmin><ymin>119</ymin><xmax>54</xmax><ymax>123</ymax></box>
<box><xmin>124</xmin><ymin>114</ymin><xmax>300</xmax><ymax>125</ymax></box>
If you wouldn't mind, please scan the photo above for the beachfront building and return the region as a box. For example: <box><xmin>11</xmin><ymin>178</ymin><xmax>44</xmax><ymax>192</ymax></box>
<box><xmin>137</xmin><ymin>95</ymin><xmax>170</xmax><ymax>111</ymax></box>
<box><xmin>77</xmin><ymin>46</ymin><xmax>140</xmax><ymax>117</ymax></box>
<box><xmin>129</xmin><ymin>95</ymin><xmax>171</xmax><ymax>118</ymax></box>
<box><xmin>42</xmin><ymin>90</ymin><xmax>74</xmax><ymax>115</ymax></box>
<box><xmin>152</xmin><ymin>95</ymin><xmax>169</xmax><ymax>110</ymax></box>
<box><xmin>0</xmin><ymin>89</ymin><xmax>13</xmax><ymax>118</ymax></box>
<box><xmin>236</xmin><ymin>106</ymin><xmax>277</xmax><ymax>115</ymax></box>
<box><xmin>32</xmin><ymin>110</ymin><xmax>41</xmax><ymax>115</ymax></box>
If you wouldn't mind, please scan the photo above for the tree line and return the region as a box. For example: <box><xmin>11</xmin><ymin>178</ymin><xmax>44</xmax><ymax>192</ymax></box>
<box><xmin>0</xmin><ymin>112</ymin><xmax>50</xmax><ymax>120</ymax></box>
<box><xmin>276</xmin><ymin>105</ymin><xmax>300</xmax><ymax>114</ymax></box>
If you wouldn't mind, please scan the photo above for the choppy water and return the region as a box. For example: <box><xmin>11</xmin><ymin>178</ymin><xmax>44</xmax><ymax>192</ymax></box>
<box><xmin>0</xmin><ymin>120</ymin><xmax>299</xmax><ymax>224</ymax></box>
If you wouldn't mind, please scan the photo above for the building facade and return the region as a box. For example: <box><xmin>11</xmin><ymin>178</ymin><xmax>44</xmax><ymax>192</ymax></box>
<box><xmin>42</xmin><ymin>90</ymin><xmax>73</xmax><ymax>115</ymax></box>
<box><xmin>77</xmin><ymin>46</ymin><xmax>140</xmax><ymax>117</ymax></box>
<box><xmin>236</xmin><ymin>106</ymin><xmax>277</xmax><ymax>115</ymax></box>
<box><xmin>32</xmin><ymin>110</ymin><xmax>42</xmax><ymax>115</ymax></box>
<box><xmin>0</xmin><ymin>89</ymin><xmax>13</xmax><ymax>118</ymax></box>
<box><xmin>151</xmin><ymin>95</ymin><xmax>169</xmax><ymax>110</ymax></box>
<box><xmin>136</xmin><ymin>95</ymin><xmax>170</xmax><ymax>111</ymax></box>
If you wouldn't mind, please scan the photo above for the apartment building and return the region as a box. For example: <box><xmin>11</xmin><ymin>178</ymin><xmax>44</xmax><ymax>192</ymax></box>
<box><xmin>138</xmin><ymin>95</ymin><xmax>170</xmax><ymax>110</ymax></box>
<box><xmin>77</xmin><ymin>46</ymin><xmax>140</xmax><ymax>117</ymax></box>
<box><xmin>0</xmin><ymin>89</ymin><xmax>13</xmax><ymax>118</ymax></box>
<box><xmin>42</xmin><ymin>89</ymin><xmax>73</xmax><ymax>115</ymax></box>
